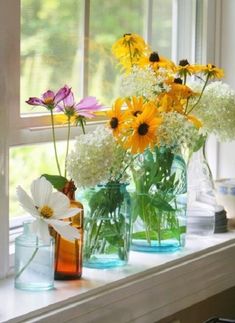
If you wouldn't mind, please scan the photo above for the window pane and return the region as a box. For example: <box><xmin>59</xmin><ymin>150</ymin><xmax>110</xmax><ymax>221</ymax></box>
<box><xmin>151</xmin><ymin>0</ymin><xmax>173</xmax><ymax>58</ymax></box>
<box><xmin>21</xmin><ymin>0</ymin><xmax>83</xmax><ymax>114</ymax></box>
<box><xmin>88</xmin><ymin>0</ymin><xmax>146</xmax><ymax>106</ymax></box>
<box><xmin>9</xmin><ymin>142</ymin><xmax>66</xmax><ymax>219</ymax></box>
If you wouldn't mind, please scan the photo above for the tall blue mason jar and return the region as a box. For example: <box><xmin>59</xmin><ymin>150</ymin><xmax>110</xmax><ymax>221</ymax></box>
<box><xmin>14</xmin><ymin>221</ymin><xmax>55</xmax><ymax>291</ymax></box>
<box><xmin>131</xmin><ymin>146</ymin><xmax>187</xmax><ymax>252</ymax></box>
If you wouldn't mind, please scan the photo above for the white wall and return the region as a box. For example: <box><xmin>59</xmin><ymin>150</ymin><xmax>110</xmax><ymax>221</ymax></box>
<box><xmin>217</xmin><ymin>0</ymin><xmax>235</xmax><ymax>179</ymax></box>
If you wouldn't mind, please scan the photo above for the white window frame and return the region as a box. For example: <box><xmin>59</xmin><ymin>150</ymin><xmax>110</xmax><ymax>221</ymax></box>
<box><xmin>0</xmin><ymin>0</ymin><xmax>207</xmax><ymax>278</ymax></box>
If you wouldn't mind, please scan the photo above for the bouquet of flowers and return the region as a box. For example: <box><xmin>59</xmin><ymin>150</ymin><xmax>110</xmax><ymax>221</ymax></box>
<box><xmin>106</xmin><ymin>33</ymin><xmax>225</xmax><ymax>251</ymax></box>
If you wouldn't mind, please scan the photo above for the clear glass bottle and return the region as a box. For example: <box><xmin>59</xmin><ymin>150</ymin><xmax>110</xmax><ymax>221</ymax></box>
<box><xmin>14</xmin><ymin>221</ymin><xmax>54</xmax><ymax>291</ymax></box>
<box><xmin>187</xmin><ymin>141</ymin><xmax>216</xmax><ymax>235</ymax></box>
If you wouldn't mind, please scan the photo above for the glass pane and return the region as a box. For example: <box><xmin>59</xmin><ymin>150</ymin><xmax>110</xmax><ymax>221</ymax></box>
<box><xmin>88</xmin><ymin>0</ymin><xmax>146</xmax><ymax>106</ymax></box>
<box><xmin>21</xmin><ymin>0</ymin><xmax>83</xmax><ymax>114</ymax></box>
<box><xmin>151</xmin><ymin>0</ymin><xmax>173</xmax><ymax>58</ymax></box>
<box><xmin>9</xmin><ymin>142</ymin><xmax>67</xmax><ymax>218</ymax></box>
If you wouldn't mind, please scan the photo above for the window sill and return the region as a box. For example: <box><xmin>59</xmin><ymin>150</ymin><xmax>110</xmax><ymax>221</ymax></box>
<box><xmin>1</xmin><ymin>232</ymin><xmax>235</xmax><ymax>323</ymax></box>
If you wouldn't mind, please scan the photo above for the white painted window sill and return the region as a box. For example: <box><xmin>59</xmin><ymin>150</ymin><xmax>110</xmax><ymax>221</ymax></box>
<box><xmin>1</xmin><ymin>232</ymin><xmax>235</xmax><ymax>323</ymax></box>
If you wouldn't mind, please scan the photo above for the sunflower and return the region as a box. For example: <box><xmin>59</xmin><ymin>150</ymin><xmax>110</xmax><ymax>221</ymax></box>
<box><xmin>107</xmin><ymin>98</ymin><xmax>125</xmax><ymax>137</ymax></box>
<box><xmin>124</xmin><ymin>105</ymin><xmax>162</xmax><ymax>154</ymax></box>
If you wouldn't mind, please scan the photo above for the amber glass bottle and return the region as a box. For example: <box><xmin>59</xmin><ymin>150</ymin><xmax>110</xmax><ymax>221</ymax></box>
<box><xmin>51</xmin><ymin>181</ymin><xmax>83</xmax><ymax>280</ymax></box>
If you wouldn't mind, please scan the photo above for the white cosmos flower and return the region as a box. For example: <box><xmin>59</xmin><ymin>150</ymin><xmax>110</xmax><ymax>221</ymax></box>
<box><xmin>16</xmin><ymin>177</ymin><xmax>81</xmax><ymax>242</ymax></box>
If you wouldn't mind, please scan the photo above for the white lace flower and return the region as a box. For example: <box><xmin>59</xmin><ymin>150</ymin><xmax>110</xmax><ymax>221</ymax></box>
<box><xmin>16</xmin><ymin>177</ymin><xmax>81</xmax><ymax>242</ymax></box>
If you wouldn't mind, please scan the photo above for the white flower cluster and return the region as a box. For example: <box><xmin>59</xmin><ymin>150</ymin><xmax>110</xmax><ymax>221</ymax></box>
<box><xmin>120</xmin><ymin>66</ymin><xmax>170</xmax><ymax>100</ymax></box>
<box><xmin>66</xmin><ymin>126</ymin><xmax>130</xmax><ymax>188</ymax></box>
<box><xmin>157</xmin><ymin>112</ymin><xmax>202</xmax><ymax>153</ymax></box>
<box><xmin>194</xmin><ymin>81</ymin><xmax>235</xmax><ymax>141</ymax></box>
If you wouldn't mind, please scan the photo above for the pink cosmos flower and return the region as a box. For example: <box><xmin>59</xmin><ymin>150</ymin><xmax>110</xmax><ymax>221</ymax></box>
<box><xmin>26</xmin><ymin>85</ymin><xmax>71</xmax><ymax>110</ymax></box>
<box><xmin>56</xmin><ymin>89</ymin><xmax>103</xmax><ymax>119</ymax></box>
<box><xmin>75</xmin><ymin>96</ymin><xmax>103</xmax><ymax>118</ymax></box>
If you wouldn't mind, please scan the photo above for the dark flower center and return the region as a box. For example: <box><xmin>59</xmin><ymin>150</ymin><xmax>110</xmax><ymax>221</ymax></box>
<box><xmin>149</xmin><ymin>52</ymin><xmax>160</xmax><ymax>62</ymax></box>
<box><xmin>179</xmin><ymin>59</ymin><xmax>189</xmax><ymax>66</ymax></box>
<box><xmin>138</xmin><ymin>123</ymin><xmax>149</xmax><ymax>135</ymax></box>
<box><xmin>208</xmin><ymin>64</ymin><xmax>216</xmax><ymax>68</ymax></box>
<box><xmin>133</xmin><ymin>110</ymin><xmax>142</xmax><ymax>117</ymax></box>
<box><xmin>110</xmin><ymin>117</ymin><xmax>119</xmax><ymax>129</ymax></box>
<box><xmin>174</xmin><ymin>78</ymin><xmax>183</xmax><ymax>84</ymax></box>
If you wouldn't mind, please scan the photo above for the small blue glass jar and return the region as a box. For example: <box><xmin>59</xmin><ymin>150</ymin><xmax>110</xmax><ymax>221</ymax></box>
<box><xmin>78</xmin><ymin>182</ymin><xmax>131</xmax><ymax>269</ymax></box>
<box><xmin>14</xmin><ymin>221</ymin><xmax>55</xmax><ymax>291</ymax></box>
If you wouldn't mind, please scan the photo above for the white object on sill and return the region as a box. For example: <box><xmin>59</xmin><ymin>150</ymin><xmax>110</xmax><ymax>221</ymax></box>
<box><xmin>215</xmin><ymin>178</ymin><xmax>235</xmax><ymax>219</ymax></box>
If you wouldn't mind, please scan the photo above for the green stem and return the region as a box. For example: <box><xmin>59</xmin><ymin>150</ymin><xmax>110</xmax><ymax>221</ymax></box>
<box><xmin>157</xmin><ymin>211</ymin><xmax>162</xmax><ymax>245</ymax></box>
<box><xmin>141</xmin><ymin>194</ymin><xmax>151</xmax><ymax>244</ymax></box>
<box><xmin>15</xmin><ymin>238</ymin><xmax>39</xmax><ymax>279</ymax></box>
<box><xmin>183</xmin><ymin>73</ymin><xmax>187</xmax><ymax>85</ymax></box>
<box><xmin>187</xmin><ymin>74</ymin><xmax>210</xmax><ymax>115</ymax></box>
<box><xmin>89</xmin><ymin>218</ymin><xmax>103</xmax><ymax>257</ymax></box>
<box><xmin>80</xmin><ymin>119</ymin><xmax>86</xmax><ymax>135</ymax></box>
<box><xmin>128</xmin><ymin>42</ymin><xmax>133</xmax><ymax>66</ymax></box>
<box><xmin>50</xmin><ymin>109</ymin><xmax>61</xmax><ymax>176</ymax></box>
<box><xmin>202</xmin><ymin>140</ymin><xmax>215</xmax><ymax>190</ymax></box>
<box><xmin>64</xmin><ymin>116</ymin><xmax>71</xmax><ymax>178</ymax></box>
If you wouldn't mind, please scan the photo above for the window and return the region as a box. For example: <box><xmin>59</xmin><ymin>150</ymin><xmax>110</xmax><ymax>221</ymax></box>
<box><xmin>0</xmin><ymin>0</ymin><xmax>209</xmax><ymax>278</ymax></box>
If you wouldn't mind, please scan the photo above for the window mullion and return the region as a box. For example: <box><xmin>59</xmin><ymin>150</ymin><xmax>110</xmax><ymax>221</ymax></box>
<box><xmin>80</xmin><ymin>0</ymin><xmax>90</xmax><ymax>98</ymax></box>
<box><xmin>0</xmin><ymin>0</ymin><xmax>20</xmax><ymax>278</ymax></box>
<box><xmin>172</xmin><ymin>0</ymin><xmax>197</xmax><ymax>63</ymax></box>
<box><xmin>144</xmin><ymin>0</ymin><xmax>153</xmax><ymax>45</ymax></box>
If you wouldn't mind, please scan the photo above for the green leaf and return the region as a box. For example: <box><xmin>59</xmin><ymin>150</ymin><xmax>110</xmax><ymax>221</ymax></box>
<box><xmin>150</xmin><ymin>195</ymin><xmax>175</xmax><ymax>212</ymax></box>
<box><xmin>192</xmin><ymin>134</ymin><xmax>207</xmax><ymax>153</ymax></box>
<box><xmin>41</xmin><ymin>174</ymin><xmax>68</xmax><ymax>190</ymax></box>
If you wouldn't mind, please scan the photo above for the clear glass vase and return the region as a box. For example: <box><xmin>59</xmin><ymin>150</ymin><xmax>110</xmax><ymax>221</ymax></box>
<box><xmin>187</xmin><ymin>140</ymin><xmax>216</xmax><ymax>235</ymax></box>
<box><xmin>131</xmin><ymin>146</ymin><xmax>187</xmax><ymax>252</ymax></box>
<box><xmin>14</xmin><ymin>221</ymin><xmax>55</xmax><ymax>291</ymax></box>
<box><xmin>79</xmin><ymin>182</ymin><xmax>131</xmax><ymax>269</ymax></box>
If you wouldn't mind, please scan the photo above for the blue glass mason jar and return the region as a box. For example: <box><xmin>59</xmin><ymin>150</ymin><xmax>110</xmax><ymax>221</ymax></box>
<box><xmin>78</xmin><ymin>182</ymin><xmax>131</xmax><ymax>269</ymax></box>
<box><xmin>131</xmin><ymin>146</ymin><xmax>187</xmax><ymax>252</ymax></box>
<box><xmin>14</xmin><ymin>221</ymin><xmax>55</xmax><ymax>291</ymax></box>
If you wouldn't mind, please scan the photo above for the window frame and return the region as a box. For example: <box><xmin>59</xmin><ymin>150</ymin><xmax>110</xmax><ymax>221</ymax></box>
<box><xmin>0</xmin><ymin>0</ymin><xmax>212</xmax><ymax>278</ymax></box>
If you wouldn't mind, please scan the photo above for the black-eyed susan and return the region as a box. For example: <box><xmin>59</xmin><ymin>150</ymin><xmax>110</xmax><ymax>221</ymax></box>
<box><xmin>138</xmin><ymin>51</ymin><xmax>175</xmax><ymax>71</ymax></box>
<box><xmin>124</xmin><ymin>104</ymin><xmax>162</xmax><ymax>154</ymax></box>
<box><xmin>112</xmin><ymin>33</ymin><xmax>148</xmax><ymax>64</ymax></box>
<box><xmin>107</xmin><ymin>98</ymin><xmax>125</xmax><ymax>137</ymax></box>
<box><xmin>195</xmin><ymin>64</ymin><xmax>224</xmax><ymax>79</ymax></box>
<box><xmin>124</xmin><ymin>96</ymin><xmax>145</xmax><ymax>118</ymax></box>
<box><xmin>186</xmin><ymin>114</ymin><xmax>203</xmax><ymax>129</ymax></box>
<box><xmin>175</xmin><ymin>59</ymin><xmax>199</xmax><ymax>79</ymax></box>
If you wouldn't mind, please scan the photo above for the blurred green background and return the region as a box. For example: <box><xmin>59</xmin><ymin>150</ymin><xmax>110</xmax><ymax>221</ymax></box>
<box><xmin>10</xmin><ymin>0</ymin><xmax>173</xmax><ymax>219</ymax></box>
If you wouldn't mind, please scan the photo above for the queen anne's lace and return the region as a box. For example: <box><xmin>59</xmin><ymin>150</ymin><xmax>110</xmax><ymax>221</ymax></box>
<box><xmin>121</xmin><ymin>66</ymin><xmax>170</xmax><ymax>100</ymax></box>
<box><xmin>66</xmin><ymin>126</ymin><xmax>130</xmax><ymax>188</ymax></box>
<box><xmin>193</xmin><ymin>81</ymin><xmax>235</xmax><ymax>141</ymax></box>
<box><xmin>157</xmin><ymin>112</ymin><xmax>202</xmax><ymax>153</ymax></box>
